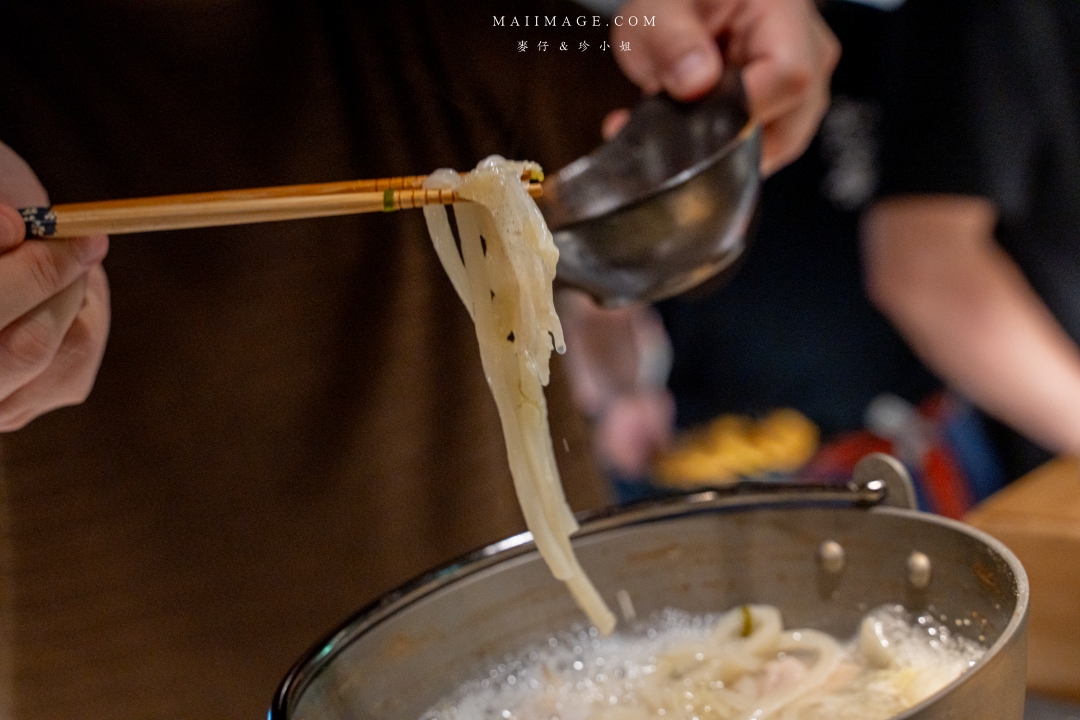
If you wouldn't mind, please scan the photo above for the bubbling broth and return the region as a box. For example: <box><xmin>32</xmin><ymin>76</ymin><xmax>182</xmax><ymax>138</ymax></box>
<box><xmin>421</xmin><ymin>605</ymin><xmax>985</xmax><ymax>720</ymax></box>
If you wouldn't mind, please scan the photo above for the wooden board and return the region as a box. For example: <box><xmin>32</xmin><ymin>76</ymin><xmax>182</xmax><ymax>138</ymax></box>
<box><xmin>965</xmin><ymin>456</ymin><xmax>1080</xmax><ymax>700</ymax></box>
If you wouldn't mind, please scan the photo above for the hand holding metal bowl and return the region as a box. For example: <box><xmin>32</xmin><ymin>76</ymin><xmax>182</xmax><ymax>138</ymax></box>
<box><xmin>538</xmin><ymin>69</ymin><xmax>761</xmax><ymax>307</ymax></box>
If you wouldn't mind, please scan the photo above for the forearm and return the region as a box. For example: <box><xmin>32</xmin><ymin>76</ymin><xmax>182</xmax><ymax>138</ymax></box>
<box><xmin>864</xmin><ymin>196</ymin><xmax>1080</xmax><ymax>456</ymax></box>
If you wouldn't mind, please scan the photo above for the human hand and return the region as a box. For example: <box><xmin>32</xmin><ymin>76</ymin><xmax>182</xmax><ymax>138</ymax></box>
<box><xmin>556</xmin><ymin>290</ymin><xmax>675</xmax><ymax>476</ymax></box>
<box><xmin>610</xmin><ymin>0</ymin><xmax>839</xmax><ymax>175</ymax></box>
<box><xmin>593</xmin><ymin>389</ymin><xmax>675</xmax><ymax>477</ymax></box>
<box><xmin>0</xmin><ymin>142</ymin><xmax>110</xmax><ymax>431</ymax></box>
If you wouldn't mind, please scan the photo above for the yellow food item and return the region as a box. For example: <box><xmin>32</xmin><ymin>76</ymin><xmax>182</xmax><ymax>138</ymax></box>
<box><xmin>654</xmin><ymin>409</ymin><xmax>819</xmax><ymax>487</ymax></box>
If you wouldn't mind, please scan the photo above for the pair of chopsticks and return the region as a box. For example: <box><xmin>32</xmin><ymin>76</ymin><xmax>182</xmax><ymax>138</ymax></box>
<box><xmin>19</xmin><ymin>170</ymin><xmax>544</xmax><ymax>239</ymax></box>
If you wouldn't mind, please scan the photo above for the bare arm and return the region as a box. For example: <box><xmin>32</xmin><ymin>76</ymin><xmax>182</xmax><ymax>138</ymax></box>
<box><xmin>863</xmin><ymin>195</ymin><xmax>1080</xmax><ymax>455</ymax></box>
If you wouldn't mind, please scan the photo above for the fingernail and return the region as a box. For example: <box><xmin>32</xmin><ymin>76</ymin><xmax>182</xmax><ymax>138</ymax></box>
<box><xmin>668</xmin><ymin>51</ymin><xmax>714</xmax><ymax>96</ymax></box>
<box><xmin>75</xmin><ymin>234</ymin><xmax>109</xmax><ymax>265</ymax></box>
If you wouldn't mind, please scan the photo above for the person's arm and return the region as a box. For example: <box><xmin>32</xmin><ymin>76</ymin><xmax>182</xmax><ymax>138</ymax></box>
<box><xmin>863</xmin><ymin>195</ymin><xmax>1080</xmax><ymax>455</ymax></box>
<box><xmin>0</xmin><ymin>141</ymin><xmax>110</xmax><ymax>431</ymax></box>
<box><xmin>611</xmin><ymin>0</ymin><xmax>840</xmax><ymax>175</ymax></box>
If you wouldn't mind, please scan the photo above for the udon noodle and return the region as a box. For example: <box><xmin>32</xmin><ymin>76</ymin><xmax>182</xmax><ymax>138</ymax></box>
<box><xmin>423</xmin><ymin>157</ymin><xmax>616</xmax><ymax>634</ymax></box>
<box><xmin>421</xmin><ymin>604</ymin><xmax>985</xmax><ymax>720</ymax></box>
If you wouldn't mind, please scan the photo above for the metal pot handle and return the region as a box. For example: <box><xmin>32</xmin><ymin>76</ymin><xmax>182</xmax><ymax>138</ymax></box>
<box><xmin>580</xmin><ymin>453</ymin><xmax>919</xmax><ymax>534</ymax></box>
<box><xmin>681</xmin><ymin>451</ymin><xmax>919</xmax><ymax>511</ymax></box>
<box><xmin>851</xmin><ymin>452</ymin><xmax>918</xmax><ymax>510</ymax></box>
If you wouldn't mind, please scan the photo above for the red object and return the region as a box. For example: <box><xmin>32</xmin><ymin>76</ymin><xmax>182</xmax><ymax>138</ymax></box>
<box><xmin>920</xmin><ymin>445</ymin><xmax>972</xmax><ymax>519</ymax></box>
<box><xmin>806</xmin><ymin>391</ymin><xmax>977</xmax><ymax>518</ymax></box>
<box><xmin>803</xmin><ymin>431</ymin><xmax>893</xmax><ymax>481</ymax></box>
<box><xmin>916</xmin><ymin>394</ymin><xmax>975</xmax><ymax>518</ymax></box>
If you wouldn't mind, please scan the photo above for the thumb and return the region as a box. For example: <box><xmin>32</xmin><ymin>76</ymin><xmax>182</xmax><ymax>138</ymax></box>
<box><xmin>613</xmin><ymin>0</ymin><xmax>722</xmax><ymax>100</ymax></box>
<box><xmin>0</xmin><ymin>204</ymin><xmax>25</xmax><ymax>253</ymax></box>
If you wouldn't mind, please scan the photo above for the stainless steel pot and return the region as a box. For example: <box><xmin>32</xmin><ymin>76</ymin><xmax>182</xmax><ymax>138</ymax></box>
<box><xmin>271</xmin><ymin>455</ymin><xmax>1028</xmax><ymax>719</ymax></box>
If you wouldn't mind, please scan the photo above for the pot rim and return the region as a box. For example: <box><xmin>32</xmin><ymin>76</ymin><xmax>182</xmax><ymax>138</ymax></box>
<box><xmin>270</xmin><ymin>487</ymin><xmax>1029</xmax><ymax>719</ymax></box>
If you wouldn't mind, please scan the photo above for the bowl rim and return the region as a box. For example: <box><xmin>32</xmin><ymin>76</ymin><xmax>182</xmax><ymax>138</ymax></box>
<box><xmin>545</xmin><ymin>120</ymin><xmax>761</xmax><ymax>233</ymax></box>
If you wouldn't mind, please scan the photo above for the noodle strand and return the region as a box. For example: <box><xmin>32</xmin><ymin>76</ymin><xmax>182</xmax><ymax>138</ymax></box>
<box><xmin>425</xmin><ymin>158</ymin><xmax>615</xmax><ymax>634</ymax></box>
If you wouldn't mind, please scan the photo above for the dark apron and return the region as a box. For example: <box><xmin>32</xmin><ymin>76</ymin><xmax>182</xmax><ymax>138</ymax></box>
<box><xmin>0</xmin><ymin>2</ymin><xmax>635</xmax><ymax>716</ymax></box>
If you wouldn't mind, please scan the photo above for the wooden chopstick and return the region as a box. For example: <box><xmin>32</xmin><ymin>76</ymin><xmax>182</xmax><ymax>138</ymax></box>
<box><xmin>18</xmin><ymin>171</ymin><xmax>544</xmax><ymax>239</ymax></box>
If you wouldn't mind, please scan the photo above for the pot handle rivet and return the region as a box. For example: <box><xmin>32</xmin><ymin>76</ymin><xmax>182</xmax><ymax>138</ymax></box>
<box><xmin>819</xmin><ymin>540</ymin><xmax>846</xmax><ymax>574</ymax></box>
<box><xmin>907</xmin><ymin>551</ymin><xmax>932</xmax><ymax>589</ymax></box>
<box><xmin>853</xmin><ymin>453</ymin><xmax>919</xmax><ymax>510</ymax></box>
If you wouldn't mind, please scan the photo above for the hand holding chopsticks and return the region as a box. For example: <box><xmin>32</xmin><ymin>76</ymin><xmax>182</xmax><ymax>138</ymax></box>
<box><xmin>0</xmin><ymin>204</ymin><xmax>109</xmax><ymax>431</ymax></box>
<box><xmin>19</xmin><ymin>170</ymin><xmax>544</xmax><ymax>239</ymax></box>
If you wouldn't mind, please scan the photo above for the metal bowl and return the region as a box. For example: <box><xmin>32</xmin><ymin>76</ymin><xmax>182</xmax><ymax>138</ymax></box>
<box><xmin>270</xmin><ymin>459</ymin><xmax>1028</xmax><ymax>720</ymax></box>
<box><xmin>538</xmin><ymin>69</ymin><xmax>761</xmax><ymax>306</ymax></box>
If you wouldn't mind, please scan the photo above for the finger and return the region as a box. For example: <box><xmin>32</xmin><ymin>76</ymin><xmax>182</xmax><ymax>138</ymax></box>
<box><xmin>0</xmin><ymin>273</ymin><xmax>88</xmax><ymax>404</ymax></box>
<box><xmin>740</xmin><ymin>35</ymin><xmax>837</xmax><ymax>129</ymax></box>
<box><xmin>0</xmin><ymin>232</ymin><xmax>108</xmax><ymax>327</ymax></box>
<box><xmin>613</xmin><ymin>0</ymin><xmax>723</xmax><ymax>100</ymax></box>
<box><xmin>601</xmin><ymin>109</ymin><xmax>631</xmax><ymax>140</ymax></box>
<box><xmin>757</xmin><ymin>81</ymin><xmax>831</xmax><ymax>176</ymax></box>
<box><xmin>737</xmin><ymin>2</ymin><xmax>840</xmax><ymax>149</ymax></box>
<box><xmin>0</xmin><ymin>265</ymin><xmax>109</xmax><ymax>431</ymax></box>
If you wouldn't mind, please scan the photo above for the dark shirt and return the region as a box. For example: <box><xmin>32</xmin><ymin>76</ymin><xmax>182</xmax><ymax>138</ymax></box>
<box><xmin>657</xmin><ymin>1</ymin><xmax>939</xmax><ymax>438</ymax></box>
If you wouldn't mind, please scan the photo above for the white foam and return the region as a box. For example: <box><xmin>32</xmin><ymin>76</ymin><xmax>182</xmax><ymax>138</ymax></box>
<box><xmin>420</xmin><ymin>606</ymin><xmax>986</xmax><ymax>720</ymax></box>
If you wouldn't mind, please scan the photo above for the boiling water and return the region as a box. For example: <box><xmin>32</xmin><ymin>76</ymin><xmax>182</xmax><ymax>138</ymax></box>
<box><xmin>421</xmin><ymin>605</ymin><xmax>985</xmax><ymax>720</ymax></box>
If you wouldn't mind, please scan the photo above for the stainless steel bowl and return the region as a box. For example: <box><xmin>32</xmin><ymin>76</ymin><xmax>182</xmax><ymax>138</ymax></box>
<box><xmin>271</xmin><ymin>461</ymin><xmax>1028</xmax><ymax>720</ymax></box>
<box><xmin>538</xmin><ymin>69</ymin><xmax>761</xmax><ymax>306</ymax></box>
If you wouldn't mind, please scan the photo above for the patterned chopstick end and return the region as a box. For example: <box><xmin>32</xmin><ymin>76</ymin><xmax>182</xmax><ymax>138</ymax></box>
<box><xmin>20</xmin><ymin>207</ymin><xmax>57</xmax><ymax>238</ymax></box>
